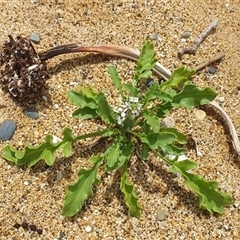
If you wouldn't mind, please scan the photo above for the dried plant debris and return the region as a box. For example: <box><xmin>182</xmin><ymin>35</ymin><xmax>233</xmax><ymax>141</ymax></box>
<box><xmin>178</xmin><ymin>19</ymin><xmax>219</xmax><ymax>59</ymax></box>
<box><xmin>0</xmin><ymin>35</ymin><xmax>49</xmax><ymax>100</ymax></box>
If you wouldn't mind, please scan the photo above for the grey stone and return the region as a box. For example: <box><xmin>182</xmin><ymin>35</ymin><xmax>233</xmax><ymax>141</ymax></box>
<box><xmin>208</xmin><ymin>66</ymin><xmax>217</xmax><ymax>74</ymax></box>
<box><xmin>152</xmin><ymin>32</ymin><xmax>158</xmax><ymax>40</ymax></box>
<box><xmin>181</xmin><ymin>31</ymin><xmax>191</xmax><ymax>39</ymax></box>
<box><xmin>23</xmin><ymin>108</ymin><xmax>39</xmax><ymax>119</ymax></box>
<box><xmin>0</xmin><ymin>119</ymin><xmax>16</xmax><ymax>140</ymax></box>
<box><xmin>156</xmin><ymin>209</ymin><xmax>166</xmax><ymax>221</ymax></box>
<box><xmin>30</xmin><ymin>34</ymin><xmax>40</xmax><ymax>43</ymax></box>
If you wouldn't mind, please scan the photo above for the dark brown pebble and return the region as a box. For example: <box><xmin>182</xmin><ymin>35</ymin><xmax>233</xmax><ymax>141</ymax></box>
<box><xmin>21</xmin><ymin>222</ymin><xmax>28</xmax><ymax>229</ymax></box>
<box><xmin>13</xmin><ymin>223</ymin><xmax>21</xmax><ymax>229</ymax></box>
<box><xmin>29</xmin><ymin>224</ymin><xmax>37</xmax><ymax>231</ymax></box>
<box><xmin>37</xmin><ymin>229</ymin><xmax>43</xmax><ymax>235</ymax></box>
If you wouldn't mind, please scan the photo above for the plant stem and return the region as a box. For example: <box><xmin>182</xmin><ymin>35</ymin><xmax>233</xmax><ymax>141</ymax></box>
<box><xmin>74</xmin><ymin>130</ymin><xmax>107</xmax><ymax>142</ymax></box>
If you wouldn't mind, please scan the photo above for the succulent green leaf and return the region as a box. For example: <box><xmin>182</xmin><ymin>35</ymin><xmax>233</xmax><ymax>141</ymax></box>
<box><xmin>96</xmin><ymin>92</ymin><xmax>115</xmax><ymax>123</ymax></box>
<box><xmin>68</xmin><ymin>90</ymin><xmax>98</xmax><ymax>109</ymax></box>
<box><xmin>105</xmin><ymin>140</ymin><xmax>134</xmax><ymax>171</ymax></box>
<box><xmin>105</xmin><ymin>142</ymin><xmax>121</xmax><ymax>169</ymax></box>
<box><xmin>62</xmin><ymin>156</ymin><xmax>102</xmax><ymax>217</ymax></box>
<box><xmin>120</xmin><ymin>162</ymin><xmax>141</xmax><ymax>218</ymax></box>
<box><xmin>134</xmin><ymin>41</ymin><xmax>157</xmax><ymax>81</ymax></box>
<box><xmin>140</xmin><ymin>132</ymin><xmax>176</xmax><ymax>150</ymax></box>
<box><xmin>160</xmin><ymin>128</ymin><xmax>187</xmax><ymax>144</ymax></box>
<box><xmin>108</xmin><ymin>65</ymin><xmax>122</xmax><ymax>91</ymax></box>
<box><xmin>144</xmin><ymin>113</ymin><xmax>160</xmax><ymax>133</ymax></box>
<box><xmin>145</xmin><ymin>82</ymin><xmax>172</xmax><ymax>102</ymax></box>
<box><xmin>140</xmin><ymin>143</ymin><xmax>150</xmax><ymax>160</ymax></box>
<box><xmin>170</xmin><ymin>159</ymin><xmax>234</xmax><ymax>214</ymax></box>
<box><xmin>161</xmin><ymin>144</ymin><xmax>186</xmax><ymax>156</ymax></box>
<box><xmin>122</xmin><ymin>83</ymin><xmax>139</xmax><ymax>97</ymax></box>
<box><xmin>77</xmin><ymin>86</ymin><xmax>98</xmax><ymax>99</ymax></box>
<box><xmin>2</xmin><ymin>127</ymin><xmax>75</xmax><ymax>167</ymax></box>
<box><xmin>172</xmin><ymin>84</ymin><xmax>217</xmax><ymax>109</ymax></box>
<box><xmin>72</xmin><ymin>106</ymin><xmax>98</xmax><ymax>119</ymax></box>
<box><xmin>160</xmin><ymin>66</ymin><xmax>195</xmax><ymax>90</ymax></box>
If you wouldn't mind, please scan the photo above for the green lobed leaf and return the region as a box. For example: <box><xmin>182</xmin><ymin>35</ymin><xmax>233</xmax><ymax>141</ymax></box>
<box><xmin>170</xmin><ymin>159</ymin><xmax>234</xmax><ymax>214</ymax></box>
<box><xmin>122</xmin><ymin>83</ymin><xmax>139</xmax><ymax>97</ymax></box>
<box><xmin>171</xmin><ymin>84</ymin><xmax>217</xmax><ymax>109</ymax></box>
<box><xmin>105</xmin><ymin>140</ymin><xmax>134</xmax><ymax>171</ymax></box>
<box><xmin>77</xmin><ymin>86</ymin><xmax>98</xmax><ymax>99</ymax></box>
<box><xmin>108</xmin><ymin>65</ymin><xmax>122</xmax><ymax>92</ymax></box>
<box><xmin>120</xmin><ymin>162</ymin><xmax>141</xmax><ymax>218</ymax></box>
<box><xmin>160</xmin><ymin>128</ymin><xmax>187</xmax><ymax>144</ymax></box>
<box><xmin>68</xmin><ymin>90</ymin><xmax>98</xmax><ymax>109</ymax></box>
<box><xmin>161</xmin><ymin>144</ymin><xmax>186</xmax><ymax>156</ymax></box>
<box><xmin>140</xmin><ymin>132</ymin><xmax>177</xmax><ymax>150</ymax></box>
<box><xmin>144</xmin><ymin>113</ymin><xmax>160</xmax><ymax>133</ymax></box>
<box><xmin>105</xmin><ymin>142</ymin><xmax>121</xmax><ymax>169</ymax></box>
<box><xmin>160</xmin><ymin>66</ymin><xmax>195</xmax><ymax>91</ymax></box>
<box><xmin>2</xmin><ymin>127</ymin><xmax>75</xmax><ymax>167</ymax></box>
<box><xmin>72</xmin><ymin>106</ymin><xmax>98</xmax><ymax>119</ymax></box>
<box><xmin>134</xmin><ymin>41</ymin><xmax>157</xmax><ymax>82</ymax></box>
<box><xmin>140</xmin><ymin>143</ymin><xmax>150</xmax><ymax>160</ymax></box>
<box><xmin>62</xmin><ymin>155</ymin><xmax>103</xmax><ymax>217</ymax></box>
<box><xmin>96</xmin><ymin>92</ymin><xmax>115</xmax><ymax>124</ymax></box>
<box><xmin>145</xmin><ymin>82</ymin><xmax>173</xmax><ymax>102</ymax></box>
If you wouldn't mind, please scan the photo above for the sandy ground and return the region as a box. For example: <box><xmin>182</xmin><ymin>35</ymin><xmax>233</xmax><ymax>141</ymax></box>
<box><xmin>0</xmin><ymin>0</ymin><xmax>240</xmax><ymax>239</ymax></box>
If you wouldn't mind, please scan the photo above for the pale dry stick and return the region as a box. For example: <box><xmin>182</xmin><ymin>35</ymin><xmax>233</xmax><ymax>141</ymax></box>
<box><xmin>40</xmin><ymin>43</ymin><xmax>240</xmax><ymax>155</ymax></box>
<box><xmin>178</xmin><ymin>18</ymin><xmax>219</xmax><ymax>59</ymax></box>
<box><xmin>209</xmin><ymin>100</ymin><xmax>240</xmax><ymax>155</ymax></box>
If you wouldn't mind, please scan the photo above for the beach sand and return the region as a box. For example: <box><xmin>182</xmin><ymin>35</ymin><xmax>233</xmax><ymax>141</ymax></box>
<box><xmin>0</xmin><ymin>0</ymin><xmax>240</xmax><ymax>239</ymax></box>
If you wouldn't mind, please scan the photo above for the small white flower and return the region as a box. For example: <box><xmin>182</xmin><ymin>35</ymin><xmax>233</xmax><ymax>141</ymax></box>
<box><xmin>121</xmin><ymin>112</ymin><xmax>126</xmax><ymax>118</ymax></box>
<box><xmin>129</xmin><ymin>97</ymin><xmax>139</xmax><ymax>103</ymax></box>
<box><xmin>137</xmin><ymin>104</ymin><xmax>143</xmax><ymax>110</ymax></box>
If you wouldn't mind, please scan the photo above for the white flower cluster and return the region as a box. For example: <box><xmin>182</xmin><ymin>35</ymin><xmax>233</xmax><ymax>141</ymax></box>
<box><xmin>113</xmin><ymin>97</ymin><xmax>143</xmax><ymax>125</ymax></box>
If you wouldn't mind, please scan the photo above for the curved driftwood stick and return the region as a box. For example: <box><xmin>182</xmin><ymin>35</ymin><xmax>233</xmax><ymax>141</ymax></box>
<box><xmin>40</xmin><ymin>44</ymin><xmax>171</xmax><ymax>80</ymax></box>
<box><xmin>39</xmin><ymin>44</ymin><xmax>240</xmax><ymax>155</ymax></box>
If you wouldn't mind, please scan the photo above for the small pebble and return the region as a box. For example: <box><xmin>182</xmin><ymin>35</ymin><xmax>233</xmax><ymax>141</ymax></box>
<box><xmin>85</xmin><ymin>225</ymin><xmax>92</xmax><ymax>233</ymax></box>
<box><xmin>146</xmin><ymin>78</ymin><xmax>155</xmax><ymax>87</ymax></box>
<box><xmin>152</xmin><ymin>32</ymin><xmax>158</xmax><ymax>40</ymax></box>
<box><xmin>0</xmin><ymin>119</ymin><xmax>16</xmax><ymax>140</ymax></box>
<box><xmin>30</xmin><ymin>34</ymin><xmax>40</xmax><ymax>43</ymax></box>
<box><xmin>208</xmin><ymin>66</ymin><xmax>217</xmax><ymax>74</ymax></box>
<box><xmin>156</xmin><ymin>209</ymin><xmax>166</xmax><ymax>221</ymax></box>
<box><xmin>13</xmin><ymin>223</ymin><xmax>21</xmax><ymax>229</ymax></box>
<box><xmin>42</xmin><ymin>95</ymin><xmax>48</xmax><ymax>101</ymax></box>
<box><xmin>161</xmin><ymin>116</ymin><xmax>175</xmax><ymax>128</ymax></box>
<box><xmin>21</xmin><ymin>222</ymin><xmax>28</xmax><ymax>229</ymax></box>
<box><xmin>56</xmin><ymin>170</ymin><xmax>63</xmax><ymax>182</ymax></box>
<box><xmin>23</xmin><ymin>181</ymin><xmax>29</xmax><ymax>186</ymax></box>
<box><xmin>29</xmin><ymin>224</ymin><xmax>37</xmax><ymax>231</ymax></box>
<box><xmin>194</xmin><ymin>109</ymin><xmax>206</xmax><ymax>121</ymax></box>
<box><xmin>36</xmin><ymin>229</ymin><xmax>43</xmax><ymax>235</ymax></box>
<box><xmin>180</xmin><ymin>31</ymin><xmax>191</xmax><ymax>39</ymax></box>
<box><xmin>218</xmin><ymin>96</ymin><xmax>225</xmax><ymax>103</ymax></box>
<box><xmin>23</xmin><ymin>108</ymin><xmax>39</xmax><ymax>119</ymax></box>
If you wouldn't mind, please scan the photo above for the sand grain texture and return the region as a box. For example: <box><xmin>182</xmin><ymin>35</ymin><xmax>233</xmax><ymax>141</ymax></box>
<box><xmin>0</xmin><ymin>0</ymin><xmax>240</xmax><ymax>239</ymax></box>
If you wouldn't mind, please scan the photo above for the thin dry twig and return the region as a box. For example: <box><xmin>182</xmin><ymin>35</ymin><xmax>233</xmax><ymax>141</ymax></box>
<box><xmin>195</xmin><ymin>52</ymin><xmax>225</xmax><ymax>72</ymax></box>
<box><xmin>178</xmin><ymin>18</ymin><xmax>219</xmax><ymax>59</ymax></box>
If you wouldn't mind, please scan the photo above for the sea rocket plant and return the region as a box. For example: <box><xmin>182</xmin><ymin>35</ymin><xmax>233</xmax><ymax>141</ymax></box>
<box><xmin>2</xmin><ymin>41</ymin><xmax>234</xmax><ymax>218</ymax></box>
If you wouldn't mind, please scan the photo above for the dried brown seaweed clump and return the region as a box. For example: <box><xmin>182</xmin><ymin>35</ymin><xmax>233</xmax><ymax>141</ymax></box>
<box><xmin>0</xmin><ymin>35</ymin><xmax>49</xmax><ymax>100</ymax></box>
